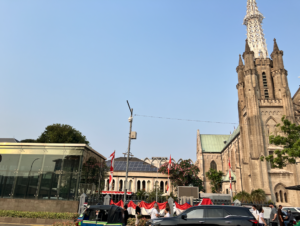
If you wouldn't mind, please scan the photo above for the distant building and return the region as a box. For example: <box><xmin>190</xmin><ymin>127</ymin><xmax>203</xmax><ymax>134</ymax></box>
<box><xmin>105</xmin><ymin>157</ymin><xmax>174</xmax><ymax>194</ymax></box>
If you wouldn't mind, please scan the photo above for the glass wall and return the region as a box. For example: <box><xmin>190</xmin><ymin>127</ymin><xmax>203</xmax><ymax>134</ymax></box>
<box><xmin>0</xmin><ymin>145</ymin><xmax>84</xmax><ymax>201</ymax></box>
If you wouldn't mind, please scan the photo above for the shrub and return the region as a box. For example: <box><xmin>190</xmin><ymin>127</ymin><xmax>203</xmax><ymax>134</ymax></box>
<box><xmin>127</xmin><ymin>217</ymin><xmax>149</xmax><ymax>226</ymax></box>
<box><xmin>0</xmin><ymin>210</ymin><xmax>78</xmax><ymax>220</ymax></box>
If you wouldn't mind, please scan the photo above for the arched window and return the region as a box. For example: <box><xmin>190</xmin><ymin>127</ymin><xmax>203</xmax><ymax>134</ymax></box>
<box><xmin>160</xmin><ymin>181</ymin><xmax>164</xmax><ymax>192</ymax></box>
<box><xmin>129</xmin><ymin>180</ymin><xmax>132</xmax><ymax>191</ymax></box>
<box><xmin>279</xmin><ymin>190</ymin><xmax>283</xmax><ymax>202</ymax></box>
<box><xmin>165</xmin><ymin>181</ymin><xmax>168</xmax><ymax>193</ymax></box>
<box><xmin>112</xmin><ymin>179</ymin><xmax>115</xmax><ymax>191</ymax></box>
<box><xmin>142</xmin><ymin>181</ymin><xmax>146</xmax><ymax>191</ymax></box>
<box><xmin>137</xmin><ymin>181</ymin><xmax>141</xmax><ymax>191</ymax></box>
<box><xmin>226</xmin><ymin>189</ymin><xmax>229</xmax><ymax>194</ymax></box>
<box><xmin>106</xmin><ymin>179</ymin><xmax>109</xmax><ymax>191</ymax></box>
<box><xmin>275</xmin><ymin>192</ymin><xmax>278</xmax><ymax>202</ymax></box>
<box><xmin>119</xmin><ymin>180</ymin><xmax>123</xmax><ymax>191</ymax></box>
<box><xmin>210</xmin><ymin>161</ymin><xmax>217</xmax><ymax>171</ymax></box>
<box><xmin>284</xmin><ymin>193</ymin><xmax>287</xmax><ymax>203</ymax></box>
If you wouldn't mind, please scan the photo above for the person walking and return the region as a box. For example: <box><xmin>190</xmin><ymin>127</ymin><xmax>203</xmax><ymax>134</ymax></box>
<box><xmin>123</xmin><ymin>205</ymin><xmax>129</xmax><ymax>226</ymax></box>
<box><xmin>258</xmin><ymin>207</ymin><xmax>267</xmax><ymax>226</ymax></box>
<box><xmin>278</xmin><ymin>205</ymin><xmax>284</xmax><ymax>226</ymax></box>
<box><xmin>284</xmin><ymin>210</ymin><xmax>293</xmax><ymax>226</ymax></box>
<box><xmin>151</xmin><ymin>203</ymin><xmax>160</xmax><ymax>220</ymax></box>
<box><xmin>135</xmin><ymin>202</ymin><xmax>141</xmax><ymax>226</ymax></box>
<box><xmin>252</xmin><ymin>205</ymin><xmax>260</xmax><ymax>222</ymax></box>
<box><xmin>269</xmin><ymin>204</ymin><xmax>278</xmax><ymax>226</ymax></box>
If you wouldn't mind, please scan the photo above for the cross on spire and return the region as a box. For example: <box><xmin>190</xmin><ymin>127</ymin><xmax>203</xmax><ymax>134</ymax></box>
<box><xmin>243</xmin><ymin>0</ymin><xmax>268</xmax><ymax>59</ymax></box>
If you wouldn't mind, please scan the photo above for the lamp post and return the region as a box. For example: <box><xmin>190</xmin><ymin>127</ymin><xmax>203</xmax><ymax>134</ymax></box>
<box><xmin>25</xmin><ymin>158</ymin><xmax>40</xmax><ymax>198</ymax></box>
<box><xmin>124</xmin><ymin>101</ymin><xmax>135</xmax><ymax>204</ymax></box>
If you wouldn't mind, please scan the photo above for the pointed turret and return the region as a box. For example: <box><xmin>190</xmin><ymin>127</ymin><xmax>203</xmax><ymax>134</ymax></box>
<box><xmin>239</xmin><ymin>54</ymin><xmax>244</xmax><ymax>66</ymax></box>
<box><xmin>271</xmin><ymin>38</ymin><xmax>284</xmax><ymax>69</ymax></box>
<box><xmin>243</xmin><ymin>39</ymin><xmax>255</xmax><ymax>70</ymax></box>
<box><xmin>273</xmin><ymin>38</ymin><xmax>279</xmax><ymax>52</ymax></box>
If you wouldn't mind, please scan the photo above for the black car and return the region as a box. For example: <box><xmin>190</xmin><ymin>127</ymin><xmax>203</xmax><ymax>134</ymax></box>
<box><xmin>147</xmin><ymin>206</ymin><xmax>257</xmax><ymax>226</ymax></box>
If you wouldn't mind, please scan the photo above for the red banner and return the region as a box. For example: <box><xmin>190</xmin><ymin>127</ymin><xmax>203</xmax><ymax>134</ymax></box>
<box><xmin>102</xmin><ymin>191</ymin><xmax>132</xmax><ymax>195</ymax></box>
<box><xmin>110</xmin><ymin>199</ymin><xmax>124</xmax><ymax>208</ymax></box>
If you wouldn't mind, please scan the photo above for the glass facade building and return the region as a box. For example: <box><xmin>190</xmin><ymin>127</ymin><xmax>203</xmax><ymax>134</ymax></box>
<box><xmin>0</xmin><ymin>143</ymin><xmax>106</xmax><ymax>201</ymax></box>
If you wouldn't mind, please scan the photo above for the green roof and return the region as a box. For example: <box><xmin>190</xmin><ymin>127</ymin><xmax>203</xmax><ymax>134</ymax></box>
<box><xmin>222</xmin><ymin>126</ymin><xmax>240</xmax><ymax>151</ymax></box>
<box><xmin>200</xmin><ymin>134</ymin><xmax>230</xmax><ymax>153</ymax></box>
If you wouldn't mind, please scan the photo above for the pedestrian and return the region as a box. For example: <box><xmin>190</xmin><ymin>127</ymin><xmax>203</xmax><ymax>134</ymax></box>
<box><xmin>278</xmin><ymin>205</ymin><xmax>284</xmax><ymax>226</ymax></box>
<box><xmin>258</xmin><ymin>207</ymin><xmax>267</xmax><ymax>226</ymax></box>
<box><xmin>284</xmin><ymin>210</ymin><xmax>293</xmax><ymax>226</ymax></box>
<box><xmin>164</xmin><ymin>203</ymin><xmax>170</xmax><ymax>217</ymax></box>
<box><xmin>269</xmin><ymin>203</ymin><xmax>278</xmax><ymax>226</ymax></box>
<box><xmin>123</xmin><ymin>204</ymin><xmax>129</xmax><ymax>226</ymax></box>
<box><xmin>151</xmin><ymin>203</ymin><xmax>160</xmax><ymax>219</ymax></box>
<box><xmin>164</xmin><ymin>207</ymin><xmax>170</xmax><ymax>218</ymax></box>
<box><xmin>135</xmin><ymin>202</ymin><xmax>141</xmax><ymax>226</ymax></box>
<box><xmin>252</xmin><ymin>205</ymin><xmax>260</xmax><ymax>222</ymax></box>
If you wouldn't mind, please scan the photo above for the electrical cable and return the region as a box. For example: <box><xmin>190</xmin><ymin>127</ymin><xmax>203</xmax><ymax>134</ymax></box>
<box><xmin>134</xmin><ymin>114</ymin><xmax>239</xmax><ymax>125</ymax></box>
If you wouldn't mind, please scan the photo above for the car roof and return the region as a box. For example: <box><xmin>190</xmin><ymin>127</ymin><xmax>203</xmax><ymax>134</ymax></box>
<box><xmin>87</xmin><ymin>205</ymin><xmax>115</xmax><ymax>210</ymax></box>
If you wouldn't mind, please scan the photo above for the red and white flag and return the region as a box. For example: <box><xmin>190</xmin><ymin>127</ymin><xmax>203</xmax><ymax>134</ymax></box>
<box><xmin>167</xmin><ymin>155</ymin><xmax>172</xmax><ymax>194</ymax></box>
<box><xmin>229</xmin><ymin>160</ymin><xmax>232</xmax><ymax>195</ymax></box>
<box><xmin>109</xmin><ymin>151</ymin><xmax>115</xmax><ymax>190</ymax></box>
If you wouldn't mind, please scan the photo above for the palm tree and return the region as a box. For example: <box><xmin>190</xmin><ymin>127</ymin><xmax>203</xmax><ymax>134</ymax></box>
<box><xmin>251</xmin><ymin>189</ymin><xmax>267</xmax><ymax>204</ymax></box>
<box><xmin>234</xmin><ymin>191</ymin><xmax>251</xmax><ymax>203</ymax></box>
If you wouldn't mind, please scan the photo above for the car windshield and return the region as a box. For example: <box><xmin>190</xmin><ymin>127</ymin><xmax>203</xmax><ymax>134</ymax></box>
<box><xmin>297</xmin><ymin>208</ymin><xmax>300</xmax><ymax>211</ymax></box>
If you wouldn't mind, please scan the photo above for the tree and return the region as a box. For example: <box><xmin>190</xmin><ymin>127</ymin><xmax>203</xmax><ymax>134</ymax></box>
<box><xmin>260</xmin><ymin>116</ymin><xmax>300</xmax><ymax>168</ymax></box>
<box><xmin>20</xmin><ymin>139</ymin><xmax>36</xmax><ymax>143</ymax></box>
<box><xmin>250</xmin><ymin>189</ymin><xmax>267</xmax><ymax>204</ymax></box>
<box><xmin>205</xmin><ymin>168</ymin><xmax>224</xmax><ymax>193</ymax></box>
<box><xmin>37</xmin><ymin>124</ymin><xmax>90</xmax><ymax>145</ymax></box>
<box><xmin>233</xmin><ymin>191</ymin><xmax>251</xmax><ymax>203</ymax></box>
<box><xmin>158</xmin><ymin>159</ymin><xmax>204</xmax><ymax>192</ymax></box>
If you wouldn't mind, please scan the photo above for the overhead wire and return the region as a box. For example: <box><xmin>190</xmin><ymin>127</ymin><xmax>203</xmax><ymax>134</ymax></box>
<box><xmin>134</xmin><ymin>114</ymin><xmax>239</xmax><ymax>125</ymax></box>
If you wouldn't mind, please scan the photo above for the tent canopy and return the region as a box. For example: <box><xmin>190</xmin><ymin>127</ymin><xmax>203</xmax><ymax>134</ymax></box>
<box><xmin>285</xmin><ymin>185</ymin><xmax>300</xmax><ymax>190</ymax></box>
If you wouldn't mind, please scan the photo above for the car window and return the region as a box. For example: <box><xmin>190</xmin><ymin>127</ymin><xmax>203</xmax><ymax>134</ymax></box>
<box><xmin>206</xmin><ymin>208</ymin><xmax>224</xmax><ymax>218</ymax></box>
<box><xmin>186</xmin><ymin>209</ymin><xmax>204</xmax><ymax>219</ymax></box>
<box><xmin>297</xmin><ymin>208</ymin><xmax>300</xmax><ymax>212</ymax></box>
<box><xmin>226</xmin><ymin>207</ymin><xmax>253</xmax><ymax>217</ymax></box>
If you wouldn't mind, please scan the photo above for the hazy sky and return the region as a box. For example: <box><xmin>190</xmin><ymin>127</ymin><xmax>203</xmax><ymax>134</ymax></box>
<box><xmin>0</xmin><ymin>0</ymin><xmax>299</xmax><ymax>162</ymax></box>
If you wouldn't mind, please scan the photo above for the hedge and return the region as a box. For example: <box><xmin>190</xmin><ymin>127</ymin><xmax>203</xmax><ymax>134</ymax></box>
<box><xmin>0</xmin><ymin>210</ymin><xmax>78</xmax><ymax>220</ymax></box>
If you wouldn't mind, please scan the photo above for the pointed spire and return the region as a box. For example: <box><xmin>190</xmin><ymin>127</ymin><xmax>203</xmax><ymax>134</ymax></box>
<box><xmin>273</xmin><ymin>38</ymin><xmax>279</xmax><ymax>52</ymax></box>
<box><xmin>243</xmin><ymin>0</ymin><xmax>268</xmax><ymax>58</ymax></box>
<box><xmin>239</xmin><ymin>54</ymin><xmax>244</xmax><ymax>66</ymax></box>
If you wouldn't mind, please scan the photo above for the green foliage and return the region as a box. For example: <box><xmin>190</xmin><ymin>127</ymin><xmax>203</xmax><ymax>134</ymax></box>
<box><xmin>136</xmin><ymin>189</ymin><xmax>147</xmax><ymax>197</ymax></box>
<box><xmin>37</xmin><ymin>124</ymin><xmax>89</xmax><ymax>145</ymax></box>
<box><xmin>250</xmin><ymin>189</ymin><xmax>267</xmax><ymax>204</ymax></box>
<box><xmin>0</xmin><ymin>210</ymin><xmax>78</xmax><ymax>220</ymax></box>
<box><xmin>158</xmin><ymin>159</ymin><xmax>204</xmax><ymax>191</ymax></box>
<box><xmin>260</xmin><ymin>116</ymin><xmax>300</xmax><ymax>168</ymax></box>
<box><xmin>127</xmin><ymin>217</ymin><xmax>148</xmax><ymax>226</ymax></box>
<box><xmin>205</xmin><ymin>168</ymin><xmax>224</xmax><ymax>193</ymax></box>
<box><xmin>146</xmin><ymin>186</ymin><xmax>164</xmax><ymax>202</ymax></box>
<box><xmin>233</xmin><ymin>189</ymin><xmax>266</xmax><ymax>204</ymax></box>
<box><xmin>20</xmin><ymin>139</ymin><xmax>36</xmax><ymax>143</ymax></box>
<box><xmin>233</xmin><ymin>191</ymin><xmax>251</xmax><ymax>203</ymax></box>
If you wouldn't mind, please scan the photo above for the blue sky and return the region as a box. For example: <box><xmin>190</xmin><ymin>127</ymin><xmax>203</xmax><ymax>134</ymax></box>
<box><xmin>0</xmin><ymin>0</ymin><xmax>299</xmax><ymax>162</ymax></box>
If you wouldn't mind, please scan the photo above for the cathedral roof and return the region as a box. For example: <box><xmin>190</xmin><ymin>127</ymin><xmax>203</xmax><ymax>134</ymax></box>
<box><xmin>222</xmin><ymin>126</ymin><xmax>240</xmax><ymax>151</ymax></box>
<box><xmin>106</xmin><ymin>157</ymin><xmax>158</xmax><ymax>172</ymax></box>
<box><xmin>200</xmin><ymin>134</ymin><xmax>230</xmax><ymax>153</ymax></box>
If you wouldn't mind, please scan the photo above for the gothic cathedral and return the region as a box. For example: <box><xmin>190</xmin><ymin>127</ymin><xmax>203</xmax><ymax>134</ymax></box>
<box><xmin>196</xmin><ymin>0</ymin><xmax>300</xmax><ymax>206</ymax></box>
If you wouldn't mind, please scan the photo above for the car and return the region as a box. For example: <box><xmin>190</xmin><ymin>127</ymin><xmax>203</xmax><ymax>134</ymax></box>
<box><xmin>282</xmin><ymin>207</ymin><xmax>300</xmax><ymax>221</ymax></box>
<box><xmin>146</xmin><ymin>205</ymin><xmax>258</xmax><ymax>226</ymax></box>
<box><xmin>76</xmin><ymin>205</ymin><xmax>123</xmax><ymax>226</ymax></box>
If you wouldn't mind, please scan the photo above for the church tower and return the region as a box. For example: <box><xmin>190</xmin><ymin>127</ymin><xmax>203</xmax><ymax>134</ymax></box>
<box><xmin>237</xmin><ymin>0</ymin><xmax>295</xmax><ymax>197</ymax></box>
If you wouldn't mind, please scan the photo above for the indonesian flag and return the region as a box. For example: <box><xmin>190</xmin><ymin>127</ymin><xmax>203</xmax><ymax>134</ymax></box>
<box><xmin>167</xmin><ymin>155</ymin><xmax>172</xmax><ymax>194</ymax></box>
<box><xmin>139</xmin><ymin>201</ymin><xmax>167</xmax><ymax>215</ymax></box>
<box><xmin>109</xmin><ymin>151</ymin><xmax>115</xmax><ymax>190</ymax></box>
<box><xmin>198</xmin><ymin>198</ymin><xmax>214</xmax><ymax>206</ymax></box>
<box><xmin>229</xmin><ymin>160</ymin><xmax>232</xmax><ymax>193</ymax></box>
<box><xmin>174</xmin><ymin>202</ymin><xmax>192</xmax><ymax>215</ymax></box>
<box><xmin>110</xmin><ymin>199</ymin><xmax>124</xmax><ymax>208</ymax></box>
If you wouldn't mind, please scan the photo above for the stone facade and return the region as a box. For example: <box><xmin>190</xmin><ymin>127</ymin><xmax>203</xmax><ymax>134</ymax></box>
<box><xmin>196</xmin><ymin>39</ymin><xmax>300</xmax><ymax>206</ymax></box>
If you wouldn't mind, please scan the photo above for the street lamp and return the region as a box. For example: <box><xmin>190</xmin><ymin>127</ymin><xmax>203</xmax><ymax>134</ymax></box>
<box><xmin>25</xmin><ymin>158</ymin><xmax>40</xmax><ymax>198</ymax></box>
<box><xmin>124</xmin><ymin>101</ymin><xmax>137</xmax><ymax>204</ymax></box>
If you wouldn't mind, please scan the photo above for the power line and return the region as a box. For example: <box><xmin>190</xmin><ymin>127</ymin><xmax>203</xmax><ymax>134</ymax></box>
<box><xmin>134</xmin><ymin>114</ymin><xmax>239</xmax><ymax>125</ymax></box>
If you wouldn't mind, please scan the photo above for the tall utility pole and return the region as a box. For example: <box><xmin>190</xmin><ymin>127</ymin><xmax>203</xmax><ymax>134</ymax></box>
<box><xmin>124</xmin><ymin>100</ymin><xmax>133</xmax><ymax>204</ymax></box>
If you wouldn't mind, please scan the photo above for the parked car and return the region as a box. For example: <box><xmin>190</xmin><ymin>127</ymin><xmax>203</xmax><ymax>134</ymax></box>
<box><xmin>282</xmin><ymin>207</ymin><xmax>300</xmax><ymax>221</ymax></box>
<box><xmin>146</xmin><ymin>205</ymin><xmax>258</xmax><ymax>226</ymax></box>
<box><xmin>76</xmin><ymin>205</ymin><xmax>123</xmax><ymax>226</ymax></box>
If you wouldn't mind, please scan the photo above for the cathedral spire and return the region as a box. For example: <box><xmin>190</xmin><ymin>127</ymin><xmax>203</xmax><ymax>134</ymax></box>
<box><xmin>239</xmin><ymin>54</ymin><xmax>244</xmax><ymax>66</ymax></box>
<box><xmin>243</xmin><ymin>0</ymin><xmax>268</xmax><ymax>59</ymax></box>
<box><xmin>273</xmin><ymin>38</ymin><xmax>279</xmax><ymax>52</ymax></box>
